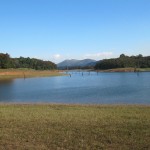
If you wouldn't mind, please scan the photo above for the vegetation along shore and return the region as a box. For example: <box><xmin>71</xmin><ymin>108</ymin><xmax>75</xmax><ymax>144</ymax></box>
<box><xmin>0</xmin><ymin>104</ymin><xmax>149</xmax><ymax>150</ymax></box>
<box><xmin>97</xmin><ymin>67</ymin><xmax>150</xmax><ymax>72</ymax></box>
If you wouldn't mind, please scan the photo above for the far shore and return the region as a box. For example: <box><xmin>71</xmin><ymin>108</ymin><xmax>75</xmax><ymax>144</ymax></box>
<box><xmin>98</xmin><ymin>67</ymin><xmax>150</xmax><ymax>72</ymax></box>
<box><xmin>0</xmin><ymin>69</ymin><xmax>65</xmax><ymax>80</ymax></box>
<box><xmin>0</xmin><ymin>68</ymin><xmax>150</xmax><ymax>80</ymax></box>
<box><xmin>63</xmin><ymin>67</ymin><xmax>150</xmax><ymax>72</ymax></box>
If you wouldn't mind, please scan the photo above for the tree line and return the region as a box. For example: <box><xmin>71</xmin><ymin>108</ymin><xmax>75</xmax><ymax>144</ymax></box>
<box><xmin>0</xmin><ymin>53</ymin><xmax>56</xmax><ymax>70</ymax></box>
<box><xmin>95</xmin><ymin>54</ymin><xmax>150</xmax><ymax>70</ymax></box>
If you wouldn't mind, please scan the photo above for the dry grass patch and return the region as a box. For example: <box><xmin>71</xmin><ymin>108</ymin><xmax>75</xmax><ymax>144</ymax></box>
<box><xmin>0</xmin><ymin>104</ymin><xmax>150</xmax><ymax>150</ymax></box>
<box><xmin>0</xmin><ymin>69</ymin><xmax>64</xmax><ymax>79</ymax></box>
<box><xmin>98</xmin><ymin>68</ymin><xmax>150</xmax><ymax>72</ymax></box>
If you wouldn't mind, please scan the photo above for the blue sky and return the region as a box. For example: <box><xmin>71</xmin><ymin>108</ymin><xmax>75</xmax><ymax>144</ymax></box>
<box><xmin>0</xmin><ymin>0</ymin><xmax>150</xmax><ymax>63</ymax></box>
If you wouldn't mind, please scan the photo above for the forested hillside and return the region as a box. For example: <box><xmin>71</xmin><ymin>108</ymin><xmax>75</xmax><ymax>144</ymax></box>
<box><xmin>0</xmin><ymin>53</ymin><xmax>56</xmax><ymax>70</ymax></box>
<box><xmin>95</xmin><ymin>54</ymin><xmax>150</xmax><ymax>70</ymax></box>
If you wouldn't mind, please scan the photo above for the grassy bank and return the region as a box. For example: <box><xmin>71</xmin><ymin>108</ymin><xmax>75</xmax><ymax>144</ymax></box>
<box><xmin>0</xmin><ymin>69</ymin><xmax>64</xmax><ymax>79</ymax></box>
<box><xmin>0</xmin><ymin>104</ymin><xmax>149</xmax><ymax>149</ymax></box>
<box><xmin>98</xmin><ymin>67</ymin><xmax>150</xmax><ymax>72</ymax></box>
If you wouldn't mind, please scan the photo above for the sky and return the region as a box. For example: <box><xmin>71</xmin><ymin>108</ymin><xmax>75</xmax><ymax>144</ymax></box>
<box><xmin>0</xmin><ymin>0</ymin><xmax>150</xmax><ymax>63</ymax></box>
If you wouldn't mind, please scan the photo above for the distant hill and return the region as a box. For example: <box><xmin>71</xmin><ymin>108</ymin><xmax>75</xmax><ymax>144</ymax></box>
<box><xmin>57</xmin><ymin>59</ymin><xmax>97</xmax><ymax>69</ymax></box>
<box><xmin>95</xmin><ymin>54</ymin><xmax>150</xmax><ymax>70</ymax></box>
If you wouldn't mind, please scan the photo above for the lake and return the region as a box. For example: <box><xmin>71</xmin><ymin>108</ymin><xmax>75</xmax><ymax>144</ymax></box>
<box><xmin>0</xmin><ymin>71</ymin><xmax>150</xmax><ymax>104</ymax></box>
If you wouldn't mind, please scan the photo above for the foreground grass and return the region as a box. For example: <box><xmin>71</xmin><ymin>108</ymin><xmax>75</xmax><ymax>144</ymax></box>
<box><xmin>0</xmin><ymin>104</ymin><xmax>149</xmax><ymax>150</ymax></box>
<box><xmin>0</xmin><ymin>69</ymin><xmax>64</xmax><ymax>79</ymax></box>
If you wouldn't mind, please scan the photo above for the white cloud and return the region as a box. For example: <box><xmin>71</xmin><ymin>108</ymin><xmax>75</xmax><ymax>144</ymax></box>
<box><xmin>84</xmin><ymin>52</ymin><xmax>113</xmax><ymax>60</ymax></box>
<box><xmin>53</xmin><ymin>54</ymin><xmax>61</xmax><ymax>59</ymax></box>
<box><xmin>51</xmin><ymin>54</ymin><xmax>64</xmax><ymax>63</ymax></box>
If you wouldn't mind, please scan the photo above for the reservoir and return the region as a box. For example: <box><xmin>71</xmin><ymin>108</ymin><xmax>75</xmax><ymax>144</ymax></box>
<box><xmin>0</xmin><ymin>72</ymin><xmax>150</xmax><ymax>104</ymax></box>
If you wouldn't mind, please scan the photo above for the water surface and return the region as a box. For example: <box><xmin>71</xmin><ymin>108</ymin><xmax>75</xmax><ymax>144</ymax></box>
<box><xmin>0</xmin><ymin>72</ymin><xmax>150</xmax><ymax>104</ymax></box>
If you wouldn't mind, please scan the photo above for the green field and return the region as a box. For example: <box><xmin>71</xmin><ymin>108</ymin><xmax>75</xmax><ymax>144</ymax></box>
<box><xmin>0</xmin><ymin>104</ymin><xmax>149</xmax><ymax>150</ymax></box>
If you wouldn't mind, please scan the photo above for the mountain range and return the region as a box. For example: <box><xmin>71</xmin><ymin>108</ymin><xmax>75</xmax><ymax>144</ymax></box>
<box><xmin>57</xmin><ymin>59</ymin><xmax>97</xmax><ymax>69</ymax></box>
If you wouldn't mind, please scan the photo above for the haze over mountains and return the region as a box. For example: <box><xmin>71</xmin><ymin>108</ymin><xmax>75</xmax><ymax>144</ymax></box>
<box><xmin>57</xmin><ymin>59</ymin><xmax>97</xmax><ymax>69</ymax></box>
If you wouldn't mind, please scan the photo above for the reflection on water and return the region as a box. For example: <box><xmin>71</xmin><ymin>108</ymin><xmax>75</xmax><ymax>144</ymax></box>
<box><xmin>0</xmin><ymin>72</ymin><xmax>150</xmax><ymax>104</ymax></box>
<box><xmin>0</xmin><ymin>79</ymin><xmax>14</xmax><ymax>102</ymax></box>
<box><xmin>0</xmin><ymin>79</ymin><xmax>14</xmax><ymax>84</ymax></box>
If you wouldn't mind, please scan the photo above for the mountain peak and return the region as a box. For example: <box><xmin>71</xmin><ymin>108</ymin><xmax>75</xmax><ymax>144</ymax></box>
<box><xmin>57</xmin><ymin>59</ymin><xmax>97</xmax><ymax>69</ymax></box>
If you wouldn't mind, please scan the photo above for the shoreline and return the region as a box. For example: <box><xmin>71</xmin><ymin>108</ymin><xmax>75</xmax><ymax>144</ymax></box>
<box><xmin>0</xmin><ymin>102</ymin><xmax>149</xmax><ymax>106</ymax></box>
<box><xmin>0</xmin><ymin>68</ymin><xmax>150</xmax><ymax>80</ymax></box>
<box><xmin>96</xmin><ymin>67</ymin><xmax>150</xmax><ymax>72</ymax></box>
<box><xmin>61</xmin><ymin>67</ymin><xmax>150</xmax><ymax>72</ymax></box>
<box><xmin>0</xmin><ymin>69</ymin><xmax>65</xmax><ymax>80</ymax></box>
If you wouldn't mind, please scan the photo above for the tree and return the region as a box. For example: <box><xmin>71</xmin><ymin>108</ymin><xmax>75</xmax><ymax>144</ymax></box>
<box><xmin>0</xmin><ymin>53</ymin><xmax>57</xmax><ymax>70</ymax></box>
<box><xmin>0</xmin><ymin>53</ymin><xmax>11</xmax><ymax>68</ymax></box>
<box><xmin>95</xmin><ymin>54</ymin><xmax>150</xmax><ymax>70</ymax></box>
<box><xmin>120</xmin><ymin>54</ymin><xmax>126</xmax><ymax>58</ymax></box>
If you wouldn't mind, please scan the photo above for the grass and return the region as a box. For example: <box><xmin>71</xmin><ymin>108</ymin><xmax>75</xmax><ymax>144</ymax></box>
<box><xmin>0</xmin><ymin>69</ymin><xmax>65</xmax><ymax>80</ymax></box>
<box><xmin>138</xmin><ymin>68</ymin><xmax>150</xmax><ymax>72</ymax></box>
<box><xmin>0</xmin><ymin>104</ymin><xmax>149</xmax><ymax>150</ymax></box>
<box><xmin>98</xmin><ymin>67</ymin><xmax>150</xmax><ymax>72</ymax></box>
